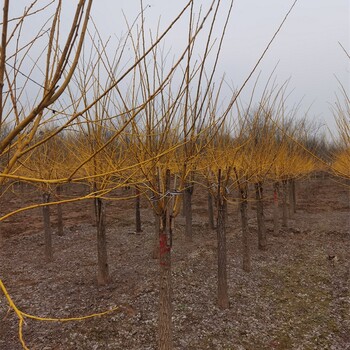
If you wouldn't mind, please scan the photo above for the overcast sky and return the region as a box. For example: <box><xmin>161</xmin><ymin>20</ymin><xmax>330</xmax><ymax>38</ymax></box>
<box><xmin>89</xmin><ymin>0</ymin><xmax>349</xmax><ymax>134</ymax></box>
<box><xmin>8</xmin><ymin>1</ymin><xmax>349</xmax><ymax>135</ymax></box>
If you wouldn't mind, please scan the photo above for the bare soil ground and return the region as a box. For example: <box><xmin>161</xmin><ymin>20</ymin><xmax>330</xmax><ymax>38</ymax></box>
<box><xmin>0</xmin><ymin>176</ymin><xmax>349</xmax><ymax>350</ymax></box>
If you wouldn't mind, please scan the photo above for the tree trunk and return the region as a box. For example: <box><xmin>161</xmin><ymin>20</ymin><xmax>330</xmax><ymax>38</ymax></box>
<box><xmin>305</xmin><ymin>176</ymin><xmax>311</xmax><ymax>205</ymax></box>
<box><xmin>223</xmin><ymin>192</ymin><xmax>228</xmax><ymax>227</ymax></box>
<box><xmin>181</xmin><ymin>189</ymin><xmax>186</xmax><ymax>217</ymax></box>
<box><xmin>292</xmin><ymin>178</ymin><xmax>296</xmax><ymax>213</ymax></box>
<box><xmin>184</xmin><ymin>182</ymin><xmax>193</xmax><ymax>242</ymax></box>
<box><xmin>152</xmin><ymin>211</ymin><xmax>160</xmax><ymax>259</ymax></box>
<box><xmin>217</xmin><ymin>169</ymin><xmax>229</xmax><ymax>309</ymax></box>
<box><xmin>273</xmin><ymin>182</ymin><xmax>280</xmax><ymax>235</ymax></box>
<box><xmin>56</xmin><ymin>185</ymin><xmax>64</xmax><ymax>236</ymax></box>
<box><xmin>95</xmin><ymin>197</ymin><xmax>110</xmax><ymax>285</ymax></box>
<box><xmin>288</xmin><ymin>179</ymin><xmax>295</xmax><ymax>218</ymax></box>
<box><xmin>159</xmin><ymin>169</ymin><xmax>173</xmax><ymax>350</ymax></box>
<box><xmin>255</xmin><ymin>182</ymin><xmax>267</xmax><ymax>250</ymax></box>
<box><xmin>240</xmin><ymin>186</ymin><xmax>251</xmax><ymax>272</ymax></box>
<box><xmin>135</xmin><ymin>186</ymin><xmax>142</xmax><ymax>233</ymax></box>
<box><xmin>207</xmin><ymin>185</ymin><xmax>216</xmax><ymax>230</ymax></box>
<box><xmin>282</xmin><ymin>179</ymin><xmax>288</xmax><ymax>228</ymax></box>
<box><xmin>159</xmin><ymin>228</ymin><xmax>172</xmax><ymax>350</ymax></box>
<box><xmin>42</xmin><ymin>192</ymin><xmax>53</xmax><ymax>262</ymax></box>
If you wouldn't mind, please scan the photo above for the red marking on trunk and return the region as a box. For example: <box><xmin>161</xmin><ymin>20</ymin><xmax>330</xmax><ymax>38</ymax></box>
<box><xmin>159</xmin><ymin>233</ymin><xmax>170</xmax><ymax>266</ymax></box>
<box><xmin>159</xmin><ymin>234</ymin><xmax>170</xmax><ymax>255</ymax></box>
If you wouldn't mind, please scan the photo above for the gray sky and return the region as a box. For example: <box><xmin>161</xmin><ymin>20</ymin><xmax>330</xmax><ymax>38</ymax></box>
<box><xmin>90</xmin><ymin>0</ymin><xmax>349</xmax><ymax>134</ymax></box>
<box><xmin>8</xmin><ymin>1</ymin><xmax>349</xmax><ymax>135</ymax></box>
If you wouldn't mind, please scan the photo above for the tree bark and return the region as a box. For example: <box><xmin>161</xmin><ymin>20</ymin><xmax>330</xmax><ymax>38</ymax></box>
<box><xmin>152</xmin><ymin>211</ymin><xmax>160</xmax><ymax>259</ymax></box>
<box><xmin>159</xmin><ymin>228</ymin><xmax>172</xmax><ymax>350</ymax></box>
<box><xmin>135</xmin><ymin>186</ymin><xmax>142</xmax><ymax>233</ymax></box>
<box><xmin>217</xmin><ymin>169</ymin><xmax>229</xmax><ymax>309</ymax></box>
<box><xmin>282</xmin><ymin>179</ymin><xmax>288</xmax><ymax>228</ymax></box>
<box><xmin>95</xmin><ymin>197</ymin><xmax>110</xmax><ymax>285</ymax></box>
<box><xmin>184</xmin><ymin>182</ymin><xmax>193</xmax><ymax>242</ymax></box>
<box><xmin>181</xmin><ymin>189</ymin><xmax>186</xmax><ymax>217</ymax></box>
<box><xmin>292</xmin><ymin>178</ymin><xmax>296</xmax><ymax>213</ymax></box>
<box><xmin>56</xmin><ymin>185</ymin><xmax>64</xmax><ymax>236</ymax></box>
<box><xmin>223</xmin><ymin>192</ymin><xmax>228</xmax><ymax>227</ymax></box>
<box><xmin>273</xmin><ymin>182</ymin><xmax>280</xmax><ymax>235</ymax></box>
<box><xmin>255</xmin><ymin>182</ymin><xmax>267</xmax><ymax>250</ymax></box>
<box><xmin>240</xmin><ymin>186</ymin><xmax>251</xmax><ymax>272</ymax></box>
<box><xmin>305</xmin><ymin>176</ymin><xmax>311</xmax><ymax>204</ymax></box>
<box><xmin>208</xmin><ymin>185</ymin><xmax>216</xmax><ymax>230</ymax></box>
<box><xmin>42</xmin><ymin>192</ymin><xmax>53</xmax><ymax>262</ymax></box>
<box><xmin>288</xmin><ymin>178</ymin><xmax>295</xmax><ymax>218</ymax></box>
<box><xmin>159</xmin><ymin>169</ymin><xmax>173</xmax><ymax>350</ymax></box>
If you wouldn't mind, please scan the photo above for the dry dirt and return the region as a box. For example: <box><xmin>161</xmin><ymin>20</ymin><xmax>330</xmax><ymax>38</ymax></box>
<box><xmin>0</xmin><ymin>176</ymin><xmax>349</xmax><ymax>350</ymax></box>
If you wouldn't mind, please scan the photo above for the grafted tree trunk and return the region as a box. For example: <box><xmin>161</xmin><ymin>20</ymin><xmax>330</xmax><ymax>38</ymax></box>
<box><xmin>239</xmin><ymin>185</ymin><xmax>251</xmax><ymax>272</ymax></box>
<box><xmin>152</xmin><ymin>173</ymin><xmax>161</xmax><ymax>259</ymax></box>
<box><xmin>95</xmin><ymin>197</ymin><xmax>109</xmax><ymax>285</ymax></box>
<box><xmin>135</xmin><ymin>186</ymin><xmax>142</xmax><ymax>233</ymax></box>
<box><xmin>255</xmin><ymin>181</ymin><xmax>267</xmax><ymax>250</ymax></box>
<box><xmin>56</xmin><ymin>185</ymin><xmax>64</xmax><ymax>236</ymax></box>
<box><xmin>159</xmin><ymin>169</ymin><xmax>173</xmax><ymax>350</ymax></box>
<box><xmin>42</xmin><ymin>192</ymin><xmax>53</xmax><ymax>262</ymax></box>
<box><xmin>184</xmin><ymin>181</ymin><xmax>193</xmax><ymax>241</ymax></box>
<box><xmin>282</xmin><ymin>179</ymin><xmax>288</xmax><ymax>228</ymax></box>
<box><xmin>273</xmin><ymin>182</ymin><xmax>280</xmax><ymax>235</ymax></box>
<box><xmin>217</xmin><ymin>169</ymin><xmax>229</xmax><ymax>309</ymax></box>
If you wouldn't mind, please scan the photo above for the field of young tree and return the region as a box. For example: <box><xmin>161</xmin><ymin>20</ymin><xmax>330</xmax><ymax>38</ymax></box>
<box><xmin>0</xmin><ymin>1</ymin><xmax>349</xmax><ymax>349</ymax></box>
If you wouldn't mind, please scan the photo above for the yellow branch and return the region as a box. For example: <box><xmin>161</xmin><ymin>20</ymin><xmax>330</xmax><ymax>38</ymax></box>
<box><xmin>0</xmin><ymin>279</ymin><xmax>119</xmax><ymax>350</ymax></box>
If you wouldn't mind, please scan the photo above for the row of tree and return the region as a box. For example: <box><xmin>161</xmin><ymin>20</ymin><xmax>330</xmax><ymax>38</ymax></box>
<box><xmin>0</xmin><ymin>1</ymin><xmax>348</xmax><ymax>349</ymax></box>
